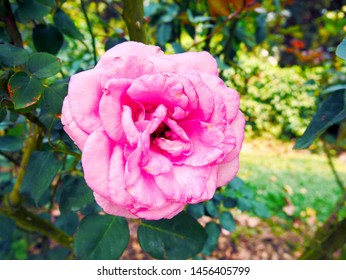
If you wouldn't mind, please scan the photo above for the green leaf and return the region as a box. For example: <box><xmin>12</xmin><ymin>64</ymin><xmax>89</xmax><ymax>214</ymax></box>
<box><xmin>336</xmin><ymin>38</ymin><xmax>346</xmax><ymax>60</ymax></box>
<box><xmin>16</xmin><ymin>0</ymin><xmax>55</xmax><ymax>22</ymax></box>
<box><xmin>252</xmin><ymin>201</ymin><xmax>270</xmax><ymax>219</ymax></box>
<box><xmin>186</xmin><ymin>203</ymin><xmax>205</xmax><ymax>219</ymax></box>
<box><xmin>21</xmin><ymin>151</ymin><xmax>62</xmax><ymax>205</ymax></box>
<box><xmin>53</xmin><ymin>9</ymin><xmax>84</xmax><ymax>40</ymax></box>
<box><xmin>0</xmin><ymin>43</ymin><xmax>29</xmax><ymax>67</ymax></box>
<box><xmin>205</xmin><ymin>200</ymin><xmax>218</xmax><ymax>218</ymax></box>
<box><xmin>161</xmin><ymin>4</ymin><xmax>179</xmax><ymax>23</ymax></box>
<box><xmin>201</xmin><ymin>222</ymin><xmax>221</xmax><ymax>256</ymax></box>
<box><xmin>8</xmin><ymin>72</ymin><xmax>43</xmax><ymax>109</ymax></box>
<box><xmin>156</xmin><ymin>23</ymin><xmax>172</xmax><ymax>46</ymax></box>
<box><xmin>0</xmin><ymin>108</ymin><xmax>6</xmax><ymax>122</ymax></box>
<box><xmin>0</xmin><ymin>136</ymin><xmax>23</xmax><ymax>152</ymax></box>
<box><xmin>33</xmin><ymin>24</ymin><xmax>64</xmax><ymax>55</ymax></box>
<box><xmin>27</xmin><ymin>53</ymin><xmax>61</xmax><ymax>79</ymax></box>
<box><xmin>219</xmin><ymin>212</ymin><xmax>236</xmax><ymax>232</ymax></box>
<box><xmin>59</xmin><ymin>176</ymin><xmax>94</xmax><ymax>215</ymax></box>
<box><xmin>237</xmin><ymin>197</ymin><xmax>252</xmax><ymax>211</ymax></box>
<box><xmin>74</xmin><ymin>214</ymin><xmax>129</xmax><ymax>260</ymax></box>
<box><xmin>55</xmin><ymin>212</ymin><xmax>79</xmax><ymax>236</ymax></box>
<box><xmin>105</xmin><ymin>38</ymin><xmax>127</xmax><ymax>51</ymax></box>
<box><xmin>294</xmin><ymin>91</ymin><xmax>346</xmax><ymax>149</ymax></box>
<box><xmin>0</xmin><ymin>214</ymin><xmax>16</xmax><ymax>242</ymax></box>
<box><xmin>228</xmin><ymin>176</ymin><xmax>244</xmax><ymax>191</ymax></box>
<box><xmin>138</xmin><ymin>212</ymin><xmax>207</xmax><ymax>259</ymax></box>
<box><xmin>43</xmin><ymin>81</ymin><xmax>68</xmax><ymax>115</ymax></box>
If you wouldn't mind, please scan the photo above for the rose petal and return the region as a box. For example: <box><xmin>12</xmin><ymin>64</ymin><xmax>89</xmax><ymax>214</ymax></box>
<box><xmin>82</xmin><ymin>130</ymin><xmax>113</xmax><ymax>198</ymax></box>
<box><xmin>99</xmin><ymin>79</ymin><xmax>132</xmax><ymax>141</ymax></box>
<box><xmin>201</xmin><ymin>72</ymin><xmax>240</xmax><ymax>122</ymax></box>
<box><xmin>61</xmin><ymin>98</ymin><xmax>88</xmax><ymax>149</ymax></box>
<box><xmin>167</xmin><ymin>51</ymin><xmax>218</xmax><ymax>75</ymax></box>
<box><xmin>155</xmin><ymin>165</ymin><xmax>210</xmax><ymax>203</ymax></box>
<box><xmin>122</xmin><ymin>105</ymin><xmax>140</xmax><ymax>146</ymax></box>
<box><xmin>127</xmin><ymin>74</ymin><xmax>188</xmax><ymax>109</ymax></box>
<box><xmin>108</xmin><ymin>145</ymin><xmax>134</xmax><ymax>207</ymax></box>
<box><xmin>96</xmin><ymin>41</ymin><xmax>163</xmax><ymax>68</ymax></box>
<box><xmin>94</xmin><ymin>193</ymin><xmax>137</xmax><ymax>218</ymax></box>
<box><xmin>135</xmin><ymin>202</ymin><xmax>185</xmax><ymax>220</ymax></box>
<box><xmin>216</xmin><ymin>111</ymin><xmax>245</xmax><ymax>186</ymax></box>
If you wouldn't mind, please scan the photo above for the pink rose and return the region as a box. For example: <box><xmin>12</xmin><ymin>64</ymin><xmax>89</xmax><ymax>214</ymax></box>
<box><xmin>61</xmin><ymin>42</ymin><xmax>245</xmax><ymax>220</ymax></box>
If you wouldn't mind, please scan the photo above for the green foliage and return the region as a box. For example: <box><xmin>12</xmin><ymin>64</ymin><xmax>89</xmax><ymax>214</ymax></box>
<box><xmin>27</xmin><ymin>53</ymin><xmax>61</xmax><ymax>79</ymax></box>
<box><xmin>21</xmin><ymin>151</ymin><xmax>62</xmax><ymax>205</ymax></box>
<box><xmin>138</xmin><ymin>212</ymin><xmax>207</xmax><ymax>259</ymax></box>
<box><xmin>74</xmin><ymin>214</ymin><xmax>129</xmax><ymax>260</ymax></box>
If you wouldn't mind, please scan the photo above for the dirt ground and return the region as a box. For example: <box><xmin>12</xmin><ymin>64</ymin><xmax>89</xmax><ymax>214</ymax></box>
<box><xmin>121</xmin><ymin>214</ymin><xmax>307</xmax><ymax>260</ymax></box>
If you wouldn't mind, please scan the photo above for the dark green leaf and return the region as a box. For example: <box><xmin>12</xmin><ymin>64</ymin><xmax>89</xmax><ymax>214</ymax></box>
<box><xmin>8</xmin><ymin>72</ymin><xmax>43</xmax><ymax>109</ymax></box>
<box><xmin>219</xmin><ymin>212</ymin><xmax>236</xmax><ymax>232</ymax></box>
<box><xmin>53</xmin><ymin>9</ymin><xmax>84</xmax><ymax>40</ymax></box>
<box><xmin>228</xmin><ymin>176</ymin><xmax>244</xmax><ymax>191</ymax></box>
<box><xmin>0</xmin><ymin>214</ymin><xmax>16</xmax><ymax>242</ymax></box>
<box><xmin>336</xmin><ymin>38</ymin><xmax>346</xmax><ymax>60</ymax></box>
<box><xmin>237</xmin><ymin>197</ymin><xmax>252</xmax><ymax>211</ymax></box>
<box><xmin>47</xmin><ymin>247</ymin><xmax>70</xmax><ymax>260</ymax></box>
<box><xmin>294</xmin><ymin>91</ymin><xmax>346</xmax><ymax>149</ymax></box>
<box><xmin>74</xmin><ymin>214</ymin><xmax>129</xmax><ymax>260</ymax></box>
<box><xmin>256</xmin><ymin>14</ymin><xmax>267</xmax><ymax>44</ymax></box>
<box><xmin>202</xmin><ymin>222</ymin><xmax>221</xmax><ymax>256</ymax></box>
<box><xmin>105</xmin><ymin>37</ymin><xmax>127</xmax><ymax>51</ymax></box>
<box><xmin>16</xmin><ymin>0</ymin><xmax>55</xmax><ymax>22</ymax></box>
<box><xmin>186</xmin><ymin>203</ymin><xmax>205</xmax><ymax>219</ymax></box>
<box><xmin>170</xmin><ymin>42</ymin><xmax>185</xmax><ymax>53</ymax></box>
<box><xmin>43</xmin><ymin>81</ymin><xmax>68</xmax><ymax>115</ymax></box>
<box><xmin>138</xmin><ymin>212</ymin><xmax>207</xmax><ymax>259</ymax></box>
<box><xmin>55</xmin><ymin>212</ymin><xmax>79</xmax><ymax>235</ymax></box>
<box><xmin>156</xmin><ymin>23</ymin><xmax>172</xmax><ymax>46</ymax></box>
<box><xmin>33</xmin><ymin>24</ymin><xmax>64</xmax><ymax>55</ymax></box>
<box><xmin>252</xmin><ymin>201</ymin><xmax>270</xmax><ymax>219</ymax></box>
<box><xmin>161</xmin><ymin>4</ymin><xmax>179</xmax><ymax>23</ymax></box>
<box><xmin>27</xmin><ymin>53</ymin><xmax>61</xmax><ymax>79</ymax></box>
<box><xmin>21</xmin><ymin>151</ymin><xmax>62</xmax><ymax>205</ymax></box>
<box><xmin>0</xmin><ymin>136</ymin><xmax>23</xmax><ymax>152</ymax></box>
<box><xmin>205</xmin><ymin>200</ymin><xmax>218</xmax><ymax>218</ymax></box>
<box><xmin>0</xmin><ymin>108</ymin><xmax>6</xmax><ymax>122</ymax></box>
<box><xmin>59</xmin><ymin>176</ymin><xmax>94</xmax><ymax>215</ymax></box>
<box><xmin>223</xmin><ymin>198</ymin><xmax>237</xmax><ymax>208</ymax></box>
<box><xmin>0</xmin><ymin>43</ymin><xmax>29</xmax><ymax>67</ymax></box>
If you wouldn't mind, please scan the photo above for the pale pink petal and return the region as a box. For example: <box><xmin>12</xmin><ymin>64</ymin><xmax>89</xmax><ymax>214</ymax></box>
<box><xmin>82</xmin><ymin>130</ymin><xmax>113</xmax><ymax>198</ymax></box>
<box><xmin>126</xmin><ymin>170</ymin><xmax>167</xmax><ymax>208</ymax></box>
<box><xmin>154</xmin><ymin>165</ymin><xmax>210</xmax><ymax>203</ymax></box>
<box><xmin>200</xmin><ymin>72</ymin><xmax>240</xmax><ymax>122</ymax></box>
<box><xmin>67</xmin><ymin>68</ymin><xmax>103</xmax><ymax>134</ymax></box>
<box><xmin>99</xmin><ymin>79</ymin><xmax>131</xmax><ymax>141</ymax></box>
<box><xmin>142</xmin><ymin>150</ymin><xmax>173</xmax><ymax>176</ymax></box>
<box><xmin>184</xmin><ymin>73</ymin><xmax>215</xmax><ymax>121</ymax></box>
<box><xmin>96</xmin><ymin>41</ymin><xmax>163</xmax><ymax>68</ymax></box>
<box><xmin>216</xmin><ymin>111</ymin><xmax>245</xmax><ymax>186</ymax></box>
<box><xmin>127</xmin><ymin>74</ymin><xmax>188</xmax><ymax>109</ymax></box>
<box><xmin>122</xmin><ymin>105</ymin><xmax>139</xmax><ymax>146</ymax></box>
<box><xmin>135</xmin><ymin>202</ymin><xmax>185</xmax><ymax>220</ymax></box>
<box><xmin>100</xmin><ymin>56</ymin><xmax>156</xmax><ymax>82</ymax></box>
<box><xmin>167</xmin><ymin>51</ymin><xmax>218</xmax><ymax>75</ymax></box>
<box><xmin>108</xmin><ymin>145</ymin><xmax>134</xmax><ymax>207</ymax></box>
<box><xmin>61</xmin><ymin>97</ymin><xmax>88</xmax><ymax>149</ymax></box>
<box><xmin>154</xmin><ymin>138</ymin><xmax>191</xmax><ymax>157</ymax></box>
<box><xmin>94</xmin><ymin>193</ymin><xmax>137</xmax><ymax>218</ymax></box>
<box><xmin>180</xmin><ymin>121</ymin><xmax>229</xmax><ymax>166</ymax></box>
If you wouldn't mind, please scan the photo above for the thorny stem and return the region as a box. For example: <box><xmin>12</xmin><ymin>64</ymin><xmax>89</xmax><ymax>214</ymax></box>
<box><xmin>0</xmin><ymin>0</ymin><xmax>23</xmax><ymax>47</ymax></box>
<box><xmin>122</xmin><ymin>0</ymin><xmax>147</xmax><ymax>43</ymax></box>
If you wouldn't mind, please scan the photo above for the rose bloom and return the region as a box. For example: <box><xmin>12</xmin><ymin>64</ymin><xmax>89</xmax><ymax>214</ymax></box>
<box><xmin>62</xmin><ymin>42</ymin><xmax>245</xmax><ymax>220</ymax></box>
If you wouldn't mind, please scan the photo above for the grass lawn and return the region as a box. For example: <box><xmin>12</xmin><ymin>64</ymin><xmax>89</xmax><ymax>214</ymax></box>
<box><xmin>238</xmin><ymin>139</ymin><xmax>346</xmax><ymax>222</ymax></box>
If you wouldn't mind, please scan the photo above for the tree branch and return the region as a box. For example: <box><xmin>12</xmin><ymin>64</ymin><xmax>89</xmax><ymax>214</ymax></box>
<box><xmin>122</xmin><ymin>0</ymin><xmax>146</xmax><ymax>43</ymax></box>
<box><xmin>0</xmin><ymin>0</ymin><xmax>23</xmax><ymax>47</ymax></box>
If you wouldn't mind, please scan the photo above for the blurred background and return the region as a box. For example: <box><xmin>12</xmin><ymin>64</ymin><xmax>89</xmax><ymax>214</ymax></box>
<box><xmin>1</xmin><ymin>0</ymin><xmax>346</xmax><ymax>260</ymax></box>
